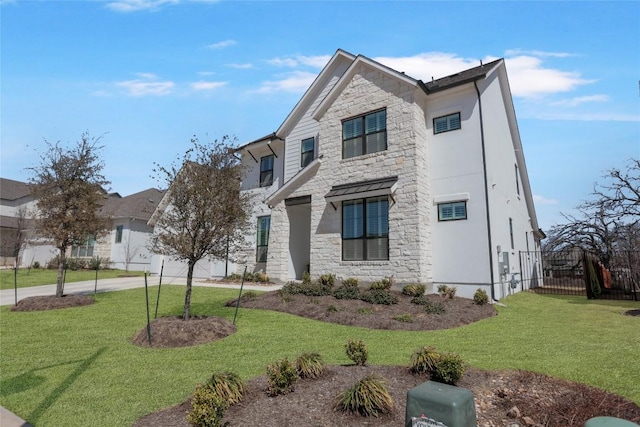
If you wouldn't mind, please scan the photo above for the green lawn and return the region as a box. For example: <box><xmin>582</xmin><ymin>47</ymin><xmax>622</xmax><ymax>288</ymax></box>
<box><xmin>0</xmin><ymin>286</ymin><xmax>638</xmax><ymax>427</ymax></box>
<box><xmin>0</xmin><ymin>268</ymin><xmax>146</xmax><ymax>290</ymax></box>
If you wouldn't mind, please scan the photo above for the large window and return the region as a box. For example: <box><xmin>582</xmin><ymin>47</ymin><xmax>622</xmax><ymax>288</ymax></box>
<box><xmin>71</xmin><ymin>236</ymin><xmax>95</xmax><ymax>257</ymax></box>
<box><xmin>115</xmin><ymin>225</ymin><xmax>123</xmax><ymax>243</ymax></box>
<box><xmin>256</xmin><ymin>216</ymin><xmax>271</xmax><ymax>262</ymax></box>
<box><xmin>438</xmin><ymin>201</ymin><xmax>467</xmax><ymax>221</ymax></box>
<box><xmin>342</xmin><ymin>109</ymin><xmax>387</xmax><ymax>159</ymax></box>
<box><xmin>342</xmin><ymin>196</ymin><xmax>389</xmax><ymax>261</ymax></box>
<box><xmin>301</xmin><ymin>137</ymin><xmax>315</xmax><ymax>168</ymax></box>
<box><xmin>260</xmin><ymin>155</ymin><xmax>274</xmax><ymax>187</ymax></box>
<box><xmin>433</xmin><ymin>112</ymin><xmax>461</xmax><ymax>134</ymax></box>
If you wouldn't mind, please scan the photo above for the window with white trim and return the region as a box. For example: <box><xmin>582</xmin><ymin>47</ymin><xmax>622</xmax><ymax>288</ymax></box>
<box><xmin>438</xmin><ymin>201</ymin><xmax>467</xmax><ymax>221</ymax></box>
<box><xmin>342</xmin><ymin>196</ymin><xmax>389</xmax><ymax>261</ymax></box>
<box><xmin>433</xmin><ymin>112</ymin><xmax>461</xmax><ymax>134</ymax></box>
<box><xmin>259</xmin><ymin>155</ymin><xmax>274</xmax><ymax>187</ymax></box>
<box><xmin>256</xmin><ymin>216</ymin><xmax>270</xmax><ymax>262</ymax></box>
<box><xmin>301</xmin><ymin>137</ymin><xmax>314</xmax><ymax>168</ymax></box>
<box><xmin>342</xmin><ymin>109</ymin><xmax>387</xmax><ymax>159</ymax></box>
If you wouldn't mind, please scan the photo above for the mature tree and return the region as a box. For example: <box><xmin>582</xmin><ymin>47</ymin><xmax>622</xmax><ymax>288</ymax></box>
<box><xmin>27</xmin><ymin>133</ymin><xmax>111</xmax><ymax>297</ymax></box>
<box><xmin>544</xmin><ymin>158</ymin><xmax>639</xmax><ymax>268</ymax></box>
<box><xmin>151</xmin><ymin>136</ymin><xmax>251</xmax><ymax>320</ymax></box>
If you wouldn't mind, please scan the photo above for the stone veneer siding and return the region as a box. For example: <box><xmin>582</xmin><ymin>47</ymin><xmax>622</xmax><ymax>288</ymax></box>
<box><xmin>267</xmin><ymin>63</ymin><xmax>432</xmax><ymax>286</ymax></box>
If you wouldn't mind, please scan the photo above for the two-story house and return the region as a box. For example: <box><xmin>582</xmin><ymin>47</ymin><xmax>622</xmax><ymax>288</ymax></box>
<box><xmin>236</xmin><ymin>49</ymin><xmax>544</xmax><ymax>300</ymax></box>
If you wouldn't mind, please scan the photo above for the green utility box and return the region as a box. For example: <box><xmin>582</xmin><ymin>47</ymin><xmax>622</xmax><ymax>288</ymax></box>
<box><xmin>584</xmin><ymin>417</ymin><xmax>640</xmax><ymax>427</ymax></box>
<box><xmin>405</xmin><ymin>381</ymin><xmax>477</xmax><ymax>427</ymax></box>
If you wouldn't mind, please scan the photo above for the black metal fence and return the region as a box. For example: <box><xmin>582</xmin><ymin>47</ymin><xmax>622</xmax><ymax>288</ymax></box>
<box><xmin>519</xmin><ymin>250</ymin><xmax>639</xmax><ymax>301</ymax></box>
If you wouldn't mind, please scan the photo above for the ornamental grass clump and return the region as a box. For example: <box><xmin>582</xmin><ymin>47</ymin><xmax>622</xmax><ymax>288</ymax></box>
<box><xmin>334</xmin><ymin>374</ymin><xmax>394</xmax><ymax>417</ymax></box>
<box><xmin>437</xmin><ymin>284</ymin><xmax>457</xmax><ymax>299</ymax></box>
<box><xmin>266</xmin><ymin>358</ymin><xmax>298</xmax><ymax>396</ymax></box>
<box><xmin>345</xmin><ymin>338</ymin><xmax>368</xmax><ymax>366</ymax></box>
<box><xmin>187</xmin><ymin>383</ymin><xmax>229</xmax><ymax>427</ymax></box>
<box><xmin>409</xmin><ymin>346</ymin><xmax>466</xmax><ymax>385</ymax></box>
<box><xmin>402</xmin><ymin>283</ymin><xmax>426</xmax><ymax>297</ymax></box>
<box><xmin>295</xmin><ymin>352</ymin><xmax>325</xmax><ymax>379</ymax></box>
<box><xmin>207</xmin><ymin>371</ymin><xmax>245</xmax><ymax>405</ymax></box>
<box><xmin>410</xmin><ymin>346</ymin><xmax>441</xmax><ymax>376</ymax></box>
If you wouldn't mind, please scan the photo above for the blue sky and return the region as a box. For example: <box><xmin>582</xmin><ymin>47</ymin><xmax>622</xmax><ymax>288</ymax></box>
<box><xmin>1</xmin><ymin>0</ymin><xmax>638</xmax><ymax>231</ymax></box>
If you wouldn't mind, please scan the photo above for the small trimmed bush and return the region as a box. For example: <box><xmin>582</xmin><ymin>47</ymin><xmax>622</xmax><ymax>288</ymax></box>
<box><xmin>410</xmin><ymin>346</ymin><xmax>441</xmax><ymax>375</ymax></box>
<box><xmin>473</xmin><ymin>288</ymin><xmax>489</xmax><ymax>305</ymax></box>
<box><xmin>431</xmin><ymin>352</ymin><xmax>465</xmax><ymax>385</ymax></box>
<box><xmin>437</xmin><ymin>284</ymin><xmax>457</xmax><ymax>299</ymax></box>
<box><xmin>281</xmin><ymin>281</ymin><xmax>304</xmax><ymax>295</ymax></box>
<box><xmin>334</xmin><ymin>374</ymin><xmax>394</xmax><ymax>417</ymax></box>
<box><xmin>207</xmin><ymin>371</ymin><xmax>245</xmax><ymax>405</ymax></box>
<box><xmin>295</xmin><ymin>352</ymin><xmax>325</xmax><ymax>379</ymax></box>
<box><xmin>402</xmin><ymin>283</ymin><xmax>426</xmax><ymax>297</ymax></box>
<box><xmin>392</xmin><ymin>313</ymin><xmax>413</xmax><ymax>323</ymax></box>
<box><xmin>411</xmin><ymin>296</ymin><xmax>446</xmax><ymax>314</ymax></box>
<box><xmin>361</xmin><ymin>289</ymin><xmax>398</xmax><ymax>305</ymax></box>
<box><xmin>318</xmin><ymin>273</ymin><xmax>336</xmax><ymax>288</ymax></box>
<box><xmin>266</xmin><ymin>358</ymin><xmax>298</xmax><ymax>396</ymax></box>
<box><xmin>187</xmin><ymin>383</ymin><xmax>229</xmax><ymax>427</ymax></box>
<box><xmin>333</xmin><ymin>280</ymin><xmax>361</xmax><ymax>300</ymax></box>
<box><xmin>345</xmin><ymin>338</ymin><xmax>368</xmax><ymax>366</ymax></box>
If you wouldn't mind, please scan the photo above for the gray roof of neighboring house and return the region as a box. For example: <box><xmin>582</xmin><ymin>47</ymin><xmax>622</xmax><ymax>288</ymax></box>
<box><xmin>422</xmin><ymin>58</ymin><xmax>503</xmax><ymax>94</ymax></box>
<box><xmin>102</xmin><ymin>188</ymin><xmax>165</xmax><ymax>221</ymax></box>
<box><xmin>0</xmin><ymin>178</ymin><xmax>31</xmax><ymax>201</ymax></box>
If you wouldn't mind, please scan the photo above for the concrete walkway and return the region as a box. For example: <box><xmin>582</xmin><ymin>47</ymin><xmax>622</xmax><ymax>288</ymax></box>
<box><xmin>0</xmin><ymin>276</ymin><xmax>282</xmax><ymax>425</ymax></box>
<box><xmin>0</xmin><ymin>276</ymin><xmax>281</xmax><ymax>306</ymax></box>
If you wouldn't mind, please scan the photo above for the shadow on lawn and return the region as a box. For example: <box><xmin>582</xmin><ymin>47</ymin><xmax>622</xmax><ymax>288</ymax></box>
<box><xmin>18</xmin><ymin>347</ymin><xmax>107</xmax><ymax>424</ymax></box>
<box><xmin>528</xmin><ymin>292</ymin><xmax>639</xmax><ymax>308</ymax></box>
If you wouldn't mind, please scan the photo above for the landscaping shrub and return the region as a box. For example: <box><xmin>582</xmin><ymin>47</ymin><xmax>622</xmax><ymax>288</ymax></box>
<box><xmin>302</xmin><ymin>271</ymin><xmax>312</xmax><ymax>285</ymax></box>
<box><xmin>357</xmin><ymin>307</ymin><xmax>374</xmax><ymax>315</ymax></box>
<box><xmin>187</xmin><ymin>383</ymin><xmax>229</xmax><ymax>427</ymax></box>
<box><xmin>409</xmin><ymin>346</ymin><xmax>441</xmax><ymax>375</ymax></box>
<box><xmin>334</xmin><ymin>374</ymin><xmax>394</xmax><ymax>417</ymax></box>
<box><xmin>31</xmin><ymin>261</ymin><xmax>41</xmax><ymax>269</ymax></box>
<box><xmin>369</xmin><ymin>277</ymin><xmax>392</xmax><ymax>291</ymax></box>
<box><xmin>345</xmin><ymin>338</ymin><xmax>368</xmax><ymax>366</ymax></box>
<box><xmin>473</xmin><ymin>288</ymin><xmax>489</xmax><ymax>305</ymax></box>
<box><xmin>437</xmin><ymin>284</ymin><xmax>457</xmax><ymax>299</ymax></box>
<box><xmin>255</xmin><ymin>271</ymin><xmax>269</xmax><ymax>283</ymax></box>
<box><xmin>207</xmin><ymin>371</ymin><xmax>245</xmax><ymax>405</ymax></box>
<box><xmin>392</xmin><ymin>314</ymin><xmax>413</xmax><ymax>323</ymax></box>
<box><xmin>361</xmin><ymin>289</ymin><xmax>398</xmax><ymax>305</ymax></box>
<box><xmin>411</xmin><ymin>296</ymin><xmax>446</xmax><ymax>314</ymax></box>
<box><xmin>431</xmin><ymin>352</ymin><xmax>465</xmax><ymax>385</ymax></box>
<box><xmin>326</xmin><ymin>305</ymin><xmax>339</xmax><ymax>313</ymax></box>
<box><xmin>282</xmin><ymin>279</ymin><xmax>332</xmax><ymax>297</ymax></box>
<box><xmin>402</xmin><ymin>283</ymin><xmax>425</xmax><ymax>297</ymax></box>
<box><xmin>318</xmin><ymin>273</ymin><xmax>336</xmax><ymax>288</ymax></box>
<box><xmin>281</xmin><ymin>281</ymin><xmax>304</xmax><ymax>295</ymax></box>
<box><xmin>295</xmin><ymin>352</ymin><xmax>325</xmax><ymax>379</ymax></box>
<box><xmin>333</xmin><ymin>279</ymin><xmax>361</xmax><ymax>300</ymax></box>
<box><xmin>266</xmin><ymin>358</ymin><xmax>298</xmax><ymax>396</ymax></box>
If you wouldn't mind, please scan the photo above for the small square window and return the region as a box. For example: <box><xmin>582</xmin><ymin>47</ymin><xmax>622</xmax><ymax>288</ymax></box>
<box><xmin>433</xmin><ymin>112</ymin><xmax>461</xmax><ymax>134</ymax></box>
<box><xmin>438</xmin><ymin>201</ymin><xmax>467</xmax><ymax>221</ymax></box>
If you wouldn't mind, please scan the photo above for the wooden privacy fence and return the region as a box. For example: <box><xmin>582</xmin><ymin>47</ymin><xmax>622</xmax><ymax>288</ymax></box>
<box><xmin>519</xmin><ymin>250</ymin><xmax>639</xmax><ymax>301</ymax></box>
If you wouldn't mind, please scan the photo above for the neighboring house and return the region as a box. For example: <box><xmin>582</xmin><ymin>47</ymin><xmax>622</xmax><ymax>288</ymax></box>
<box><xmin>236</xmin><ymin>49</ymin><xmax>544</xmax><ymax>300</ymax></box>
<box><xmin>99</xmin><ymin>188</ymin><xmax>165</xmax><ymax>271</ymax></box>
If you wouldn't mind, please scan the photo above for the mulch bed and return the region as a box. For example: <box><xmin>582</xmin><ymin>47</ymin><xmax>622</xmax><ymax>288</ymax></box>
<box><xmin>11</xmin><ymin>294</ymin><xmax>94</xmax><ymax>311</ymax></box>
<box><xmin>131</xmin><ymin>316</ymin><xmax>236</xmax><ymax>348</ymax></box>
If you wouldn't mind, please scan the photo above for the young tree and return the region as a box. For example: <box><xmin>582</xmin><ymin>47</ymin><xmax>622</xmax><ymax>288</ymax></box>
<box><xmin>27</xmin><ymin>133</ymin><xmax>111</xmax><ymax>297</ymax></box>
<box><xmin>151</xmin><ymin>135</ymin><xmax>251</xmax><ymax>320</ymax></box>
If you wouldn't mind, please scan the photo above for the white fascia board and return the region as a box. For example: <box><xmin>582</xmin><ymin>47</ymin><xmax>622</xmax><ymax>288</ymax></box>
<box><xmin>432</xmin><ymin>193</ymin><xmax>470</xmax><ymax>205</ymax></box>
<box><xmin>312</xmin><ymin>55</ymin><xmax>419</xmax><ymax>121</ymax></box>
<box><xmin>264</xmin><ymin>157</ymin><xmax>322</xmax><ymax>207</ymax></box>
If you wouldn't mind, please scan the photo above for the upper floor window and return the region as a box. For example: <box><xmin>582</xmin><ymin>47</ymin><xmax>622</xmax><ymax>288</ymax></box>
<box><xmin>342</xmin><ymin>196</ymin><xmax>389</xmax><ymax>261</ymax></box>
<box><xmin>438</xmin><ymin>201</ymin><xmax>467</xmax><ymax>221</ymax></box>
<box><xmin>433</xmin><ymin>112</ymin><xmax>461</xmax><ymax>134</ymax></box>
<box><xmin>515</xmin><ymin>164</ymin><xmax>520</xmax><ymax>195</ymax></box>
<box><xmin>115</xmin><ymin>225</ymin><xmax>123</xmax><ymax>243</ymax></box>
<box><xmin>260</xmin><ymin>155</ymin><xmax>274</xmax><ymax>187</ymax></box>
<box><xmin>301</xmin><ymin>137</ymin><xmax>315</xmax><ymax>168</ymax></box>
<box><xmin>342</xmin><ymin>109</ymin><xmax>386</xmax><ymax>159</ymax></box>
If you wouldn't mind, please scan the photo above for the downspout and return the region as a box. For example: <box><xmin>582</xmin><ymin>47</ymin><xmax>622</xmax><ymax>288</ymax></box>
<box><xmin>474</xmin><ymin>80</ymin><xmax>497</xmax><ymax>303</ymax></box>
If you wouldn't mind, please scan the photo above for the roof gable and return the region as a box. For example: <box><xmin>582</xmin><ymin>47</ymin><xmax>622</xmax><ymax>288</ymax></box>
<box><xmin>104</xmin><ymin>188</ymin><xmax>165</xmax><ymax>221</ymax></box>
<box><xmin>0</xmin><ymin>178</ymin><xmax>31</xmax><ymax>201</ymax></box>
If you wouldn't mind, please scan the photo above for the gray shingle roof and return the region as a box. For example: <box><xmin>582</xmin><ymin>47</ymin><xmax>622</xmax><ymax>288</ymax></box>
<box><xmin>422</xmin><ymin>58</ymin><xmax>503</xmax><ymax>94</ymax></box>
<box><xmin>102</xmin><ymin>188</ymin><xmax>165</xmax><ymax>220</ymax></box>
<box><xmin>0</xmin><ymin>178</ymin><xmax>31</xmax><ymax>201</ymax></box>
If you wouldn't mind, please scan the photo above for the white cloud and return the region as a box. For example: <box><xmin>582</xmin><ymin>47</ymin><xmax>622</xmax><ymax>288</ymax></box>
<box><xmin>550</xmin><ymin>94</ymin><xmax>609</xmax><ymax>107</ymax></box>
<box><xmin>116</xmin><ymin>74</ymin><xmax>175</xmax><ymax>96</ymax></box>
<box><xmin>207</xmin><ymin>40</ymin><xmax>236</xmax><ymax>50</ymax></box>
<box><xmin>268</xmin><ymin>55</ymin><xmax>330</xmax><ymax>69</ymax></box>
<box><xmin>226</xmin><ymin>63</ymin><xmax>254</xmax><ymax>69</ymax></box>
<box><xmin>504</xmin><ymin>49</ymin><xmax>577</xmax><ymax>58</ymax></box>
<box><xmin>106</xmin><ymin>0</ymin><xmax>217</xmax><ymax>12</ymax></box>
<box><xmin>534</xmin><ymin>112</ymin><xmax>640</xmax><ymax>122</ymax></box>
<box><xmin>190</xmin><ymin>81</ymin><xmax>227</xmax><ymax>91</ymax></box>
<box><xmin>533</xmin><ymin>195</ymin><xmax>559</xmax><ymax>205</ymax></box>
<box><xmin>255</xmin><ymin>71</ymin><xmax>317</xmax><ymax>94</ymax></box>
